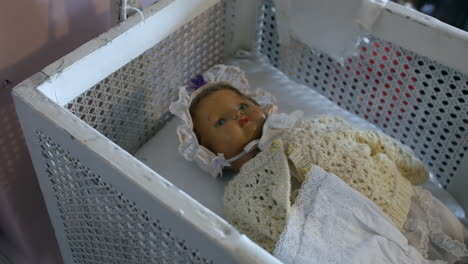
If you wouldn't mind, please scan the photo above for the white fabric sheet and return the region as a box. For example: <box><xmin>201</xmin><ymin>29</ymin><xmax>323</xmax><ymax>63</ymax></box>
<box><xmin>274</xmin><ymin>165</ymin><xmax>443</xmax><ymax>264</ymax></box>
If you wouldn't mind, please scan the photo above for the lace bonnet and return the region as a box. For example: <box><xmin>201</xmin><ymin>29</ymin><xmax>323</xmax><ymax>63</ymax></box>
<box><xmin>169</xmin><ymin>64</ymin><xmax>276</xmax><ymax>177</ymax></box>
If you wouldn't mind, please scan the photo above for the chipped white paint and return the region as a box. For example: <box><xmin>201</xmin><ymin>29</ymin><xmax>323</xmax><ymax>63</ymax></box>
<box><xmin>272</xmin><ymin>0</ymin><xmax>389</xmax><ymax>63</ymax></box>
<box><xmin>372</xmin><ymin>1</ymin><xmax>468</xmax><ymax>75</ymax></box>
<box><xmin>38</xmin><ymin>0</ymin><xmax>215</xmax><ymax>106</ymax></box>
<box><xmin>269</xmin><ymin>0</ymin><xmax>468</xmax><ymax>74</ymax></box>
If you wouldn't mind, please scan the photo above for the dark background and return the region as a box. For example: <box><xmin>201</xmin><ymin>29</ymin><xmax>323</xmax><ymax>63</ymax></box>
<box><xmin>392</xmin><ymin>0</ymin><xmax>468</xmax><ymax>31</ymax></box>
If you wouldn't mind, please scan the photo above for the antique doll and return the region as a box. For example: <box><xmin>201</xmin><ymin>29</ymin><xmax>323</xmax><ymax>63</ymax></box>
<box><xmin>169</xmin><ymin>64</ymin><xmax>467</xmax><ymax>263</ymax></box>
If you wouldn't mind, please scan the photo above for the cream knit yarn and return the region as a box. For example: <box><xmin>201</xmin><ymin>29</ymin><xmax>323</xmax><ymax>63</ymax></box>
<box><xmin>224</xmin><ymin>115</ymin><xmax>429</xmax><ymax>252</ymax></box>
<box><xmin>224</xmin><ymin>144</ymin><xmax>291</xmax><ymax>252</ymax></box>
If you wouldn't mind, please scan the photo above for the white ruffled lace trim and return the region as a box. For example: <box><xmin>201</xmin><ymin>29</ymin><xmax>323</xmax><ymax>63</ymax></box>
<box><xmin>169</xmin><ymin>64</ymin><xmax>277</xmax><ymax>177</ymax></box>
<box><xmin>404</xmin><ymin>187</ymin><xmax>468</xmax><ymax>261</ymax></box>
<box><xmin>404</xmin><ymin>216</ymin><xmax>431</xmax><ymax>259</ymax></box>
<box><xmin>274</xmin><ymin>165</ymin><xmax>440</xmax><ymax>264</ymax></box>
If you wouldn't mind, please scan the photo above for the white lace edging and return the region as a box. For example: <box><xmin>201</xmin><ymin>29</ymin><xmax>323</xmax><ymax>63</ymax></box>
<box><xmin>403</xmin><ymin>216</ymin><xmax>431</xmax><ymax>259</ymax></box>
<box><xmin>273</xmin><ymin>166</ymin><xmax>439</xmax><ymax>264</ymax></box>
<box><xmin>169</xmin><ymin>64</ymin><xmax>277</xmax><ymax>177</ymax></box>
<box><xmin>414</xmin><ymin>186</ymin><xmax>468</xmax><ymax>259</ymax></box>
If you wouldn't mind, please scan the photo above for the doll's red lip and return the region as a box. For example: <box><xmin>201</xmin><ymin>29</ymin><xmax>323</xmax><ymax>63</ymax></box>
<box><xmin>239</xmin><ymin>116</ymin><xmax>249</xmax><ymax>126</ymax></box>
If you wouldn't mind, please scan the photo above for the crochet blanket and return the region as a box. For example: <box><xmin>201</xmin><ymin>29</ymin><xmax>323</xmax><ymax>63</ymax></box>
<box><xmin>273</xmin><ymin>165</ymin><xmax>442</xmax><ymax>264</ymax></box>
<box><xmin>224</xmin><ymin>114</ymin><xmax>427</xmax><ymax>251</ymax></box>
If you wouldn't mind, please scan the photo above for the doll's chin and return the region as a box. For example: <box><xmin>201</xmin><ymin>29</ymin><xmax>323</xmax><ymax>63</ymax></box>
<box><xmin>252</xmin><ymin>118</ymin><xmax>265</xmax><ymax>139</ymax></box>
<box><xmin>244</xmin><ymin>124</ymin><xmax>261</xmax><ymax>141</ymax></box>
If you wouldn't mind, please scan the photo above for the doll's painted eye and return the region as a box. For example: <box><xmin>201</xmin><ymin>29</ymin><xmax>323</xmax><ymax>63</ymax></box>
<box><xmin>239</xmin><ymin>103</ymin><xmax>248</xmax><ymax>111</ymax></box>
<box><xmin>215</xmin><ymin>118</ymin><xmax>225</xmax><ymax>128</ymax></box>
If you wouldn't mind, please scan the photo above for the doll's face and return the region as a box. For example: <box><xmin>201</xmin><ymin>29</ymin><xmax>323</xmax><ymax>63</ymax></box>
<box><xmin>191</xmin><ymin>89</ymin><xmax>267</xmax><ymax>169</ymax></box>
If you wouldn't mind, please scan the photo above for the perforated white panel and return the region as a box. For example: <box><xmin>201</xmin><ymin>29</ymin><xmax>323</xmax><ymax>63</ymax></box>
<box><xmin>36</xmin><ymin>130</ymin><xmax>214</xmax><ymax>264</ymax></box>
<box><xmin>67</xmin><ymin>1</ymin><xmax>227</xmax><ymax>154</ymax></box>
<box><xmin>257</xmin><ymin>0</ymin><xmax>468</xmax><ymax>188</ymax></box>
<box><xmin>226</xmin><ymin>0</ymin><xmax>237</xmax><ymax>39</ymax></box>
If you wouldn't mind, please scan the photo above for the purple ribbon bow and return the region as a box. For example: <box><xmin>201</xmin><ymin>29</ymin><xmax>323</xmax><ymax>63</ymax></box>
<box><xmin>189</xmin><ymin>74</ymin><xmax>207</xmax><ymax>90</ymax></box>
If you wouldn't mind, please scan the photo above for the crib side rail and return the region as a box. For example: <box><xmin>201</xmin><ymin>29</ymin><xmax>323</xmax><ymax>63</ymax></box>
<box><xmin>33</xmin><ymin>0</ymin><xmax>231</xmax><ymax>155</ymax></box>
<box><xmin>13</xmin><ymin>75</ymin><xmax>280</xmax><ymax>263</ymax></box>
<box><xmin>10</xmin><ymin>0</ymin><xmax>282</xmax><ymax>262</ymax></box>
<box><xmin>256</xmin><ymin>0</ymin><xmax>468</xmax><ymax>211</ymax></box>
<box><xmin>64</xmin><ymin>0</ymin><xmax>227</xmax><ymax>154</ymax></box>
<box><xmin>372</xmin><ymin>2</ymin><xmax>468</xmax><ymax>77</ymax></box>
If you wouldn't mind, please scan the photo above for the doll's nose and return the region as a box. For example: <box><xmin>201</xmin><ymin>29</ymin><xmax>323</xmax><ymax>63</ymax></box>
<box><xmin>231</xmin><ymin>110</ymin><xmax>243</xmax><ymax>120</ymax></box>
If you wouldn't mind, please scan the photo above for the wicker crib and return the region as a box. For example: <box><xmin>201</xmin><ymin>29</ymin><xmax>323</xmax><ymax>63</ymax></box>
<box><xmin>12</xmin><ymin>0</ymin><xmax>468</xmax><ymax>263</ymax></box>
